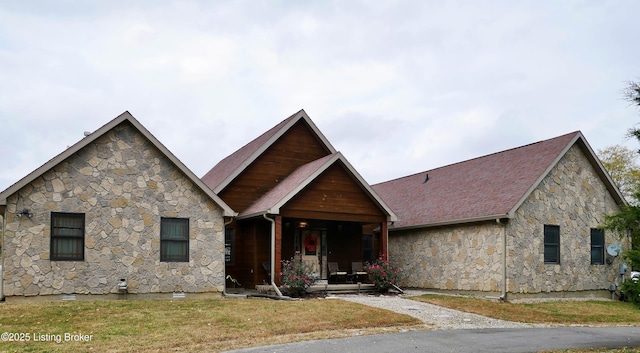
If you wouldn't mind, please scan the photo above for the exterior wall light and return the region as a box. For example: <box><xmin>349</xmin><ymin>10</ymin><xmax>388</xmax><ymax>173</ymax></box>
<box><xmin>16</xmin><ymin>208</ymin><xmax>33</xmax><ymax>218</ymax></box>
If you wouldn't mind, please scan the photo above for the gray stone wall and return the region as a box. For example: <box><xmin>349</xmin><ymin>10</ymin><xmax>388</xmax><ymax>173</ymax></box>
<box><xmin>389</xmin><ymin>144</ymin><xmax>623</xmax><ymax>295</ymax></box>
<box><xmin>508</xmin><ymin>144</ymin><xmax>622</xmax><ymax>294</ymax></box>
<box><xmin>389</xmin><ymin>221</ymin><xmax>504</xmax><ymax>291</ymax></box>
<box><xmin>2</xmin><ymin>122</ymin><xmax>226</xmax><ymax>297</ymax></box>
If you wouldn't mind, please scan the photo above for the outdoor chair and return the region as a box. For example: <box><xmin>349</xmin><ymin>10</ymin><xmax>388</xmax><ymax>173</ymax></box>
<box><xmin>351</xmin><ymin>262</ymin><xmax>368</xmax><ymax>283</ymax></box>
<box><xmin>328</xmin><ymin>262</ymin><xmax>347</xmax><ymax>283</ymax></box>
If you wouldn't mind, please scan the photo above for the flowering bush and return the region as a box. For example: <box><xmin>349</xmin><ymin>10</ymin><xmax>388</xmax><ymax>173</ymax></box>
<box><xmin>365</xmin><ymin>254</ymin><xmax>400</xmax><ymax>293</ymax></box>
<box><xmin>280</xmin><ymin>254</ymin><xmax>319</xmax><ymax>297</ymax></box>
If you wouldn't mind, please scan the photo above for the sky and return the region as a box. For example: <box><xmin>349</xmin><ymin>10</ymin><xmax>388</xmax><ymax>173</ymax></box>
<box><xmin>1</xmin><ymin>1</ymin><xmax>639</xmax><ymax>192</ymax></box>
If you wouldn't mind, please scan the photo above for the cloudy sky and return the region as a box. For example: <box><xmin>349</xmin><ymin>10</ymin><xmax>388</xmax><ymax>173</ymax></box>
<box><xmin>1</xmin><ymin>1</ymin><xmax>639</xmax><ymax>192</ymax></box>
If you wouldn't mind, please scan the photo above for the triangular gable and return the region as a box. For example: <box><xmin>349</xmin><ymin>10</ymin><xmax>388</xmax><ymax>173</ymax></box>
<box><xmin>202</xmin><ymin>109</ymin><xmax>337</xmax><ymax>194</ymax></box>
<box><xmin>508</xmin><ymin>132</ymin><xmax>625</xmax><ymax>218</ymax></box>
<box><xmin>0</xmin><ymin>112</ymin><xmax>236</xmax><ymax>217</ymax></box>
<box><xmin>238</xmin><ymin>152</ymin><xmax>398</xmax><ymax>222</ymax></box>
<box><xmin>373</xmin><ymin>131</ymin><xmax>625</xmax><ymax>230</ymax></box>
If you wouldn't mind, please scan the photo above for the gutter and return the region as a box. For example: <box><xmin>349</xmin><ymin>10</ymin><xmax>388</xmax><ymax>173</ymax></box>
<box><xmin>263</xmin><ymin>214</ymin><xmax>283</xmax><ymax>297</ymax></box>
<box><xmin>389</xmin><ymin>214</ymin><xmax>511</xmax><ymax>232</ymax></box>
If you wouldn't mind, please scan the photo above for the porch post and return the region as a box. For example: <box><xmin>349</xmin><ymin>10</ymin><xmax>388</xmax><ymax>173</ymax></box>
<box><xmin>381</xmin><ymin>221</ymin><xmax>388</xmax><ymax>259</ymax></box>
<box><xmin>274</xmin><ymin>215</ymin><xmax>283</xmax><ymax>285</ymax></box>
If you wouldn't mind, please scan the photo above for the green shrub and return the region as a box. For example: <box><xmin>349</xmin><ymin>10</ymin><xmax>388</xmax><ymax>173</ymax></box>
<box><xmin>621</xmin><ymin>279</ymin><xmax>640</xmax><ymax>307</ymax></box>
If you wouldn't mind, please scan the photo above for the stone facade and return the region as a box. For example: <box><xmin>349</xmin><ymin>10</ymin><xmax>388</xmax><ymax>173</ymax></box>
<box><xmin>389</xmin><ymin>221</ymin><xmax>504</xmax><ymax>292</ymax></box>
<box><xmin>389</xmin><ymin>144</ymin><xmax>624</xmax><ymax>296</ymax></box>
<box><xmin>507</xmin><ymin>144</ymin><xmax>622</xmax><ymax>294</ymax></box>
<box><xmin>2</xmin><ymin>122</ymin><xmax>226</xmax><ymax>297</ymax></box>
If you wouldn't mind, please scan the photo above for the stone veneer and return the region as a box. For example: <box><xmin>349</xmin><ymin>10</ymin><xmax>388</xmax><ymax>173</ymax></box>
<box><xmin>2</xmin><ymin>122</ymin><xmax>226</xmax><ymax>297</ymax></box>
<box><xmin>389</xmin><ymin>144</ymin><xmax>624</xmax><ymax>296</ymax></box>
<box><xmin>390</xmin><ymin>221</ymin><xmax>504</xmax><ymax>291</ymax></box>
<box><xmin>507</xmin><ymin>144</ymin><xmax>622</xmax><ymax>294</ymax></box>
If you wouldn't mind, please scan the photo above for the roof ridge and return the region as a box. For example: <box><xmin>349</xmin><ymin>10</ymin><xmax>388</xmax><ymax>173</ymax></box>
<box><xmin>374</xmin><ymin>131</ymin><xmax>581</xmax><ymax>186</ymax></box>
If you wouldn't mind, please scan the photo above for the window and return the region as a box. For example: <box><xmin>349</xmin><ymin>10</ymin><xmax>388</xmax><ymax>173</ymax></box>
<box><xmin>225</xmin><ymin>227</ymin><xmax>234</xmax><ymax>265</ymax></box>
<box><xmin>362</xmin><ymin>234</ymin><xmax>373</xmax><ymax>263</ymax></box>
<box><xmin>51</xmin><ymin>212</ymin><xmax>85</xmax><ymax>261</ymax></box>
<box><xmin>591</xmin><ymin>228</ymin><xmax>605</xmax><ymax>265</ymax></box>
<box><xmin>160</xmin><ymin>218</ymin><xmax>189</xmax><ymax>262</ymax></box>
<box><xmin>544</xmin><ymin>225</ymin><xmax>560</xmax><ymax>264</ymax></box>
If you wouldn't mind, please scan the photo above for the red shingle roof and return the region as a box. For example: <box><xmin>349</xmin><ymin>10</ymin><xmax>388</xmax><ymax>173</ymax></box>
<box><xmin>372</xmin><ymin>131</ymin><xmax>617</xmax><ymax>229</ymax></box>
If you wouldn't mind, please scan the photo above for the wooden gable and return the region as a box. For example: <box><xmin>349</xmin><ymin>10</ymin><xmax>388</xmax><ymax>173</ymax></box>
<box><xmin>219</xmin><ymin>120</ymin><xmax>332</xmax><ymax>212</ymax></box>
<box><xmin>280</xmin><ymin>162</ymin><xmax>386</xmax><ymax>223</ymax></box>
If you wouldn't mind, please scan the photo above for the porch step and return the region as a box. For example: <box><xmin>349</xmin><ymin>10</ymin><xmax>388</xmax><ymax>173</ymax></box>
<box><xmin>309</xmin><ymin>283</ymin><xmax>376</xmax><ymax>294</ymax></box>
<box><xmin>253</xmin><ymin>283</ymin><xmax>377</xmax><ymax>296</ymax></box>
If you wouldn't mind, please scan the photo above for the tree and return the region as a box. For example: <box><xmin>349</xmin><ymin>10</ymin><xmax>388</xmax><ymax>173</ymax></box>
<box><xmin>602</xmin><ymin>81</ymin><xmax>640</xmax><ymax>305</ymax></box>
<box><xmin>598</xmin><ymin>145</ymin><xmax>640</xmax><ymax>204</ymax></box>
<box><xmin>624</xmin><ymin>80</ymin><xmax>640</xmax><ymax>108</ymax></box>
<box><xmin>626</xmin><ymin>80</ymin><xmax>640</xmax><ymax>152</ymax></box>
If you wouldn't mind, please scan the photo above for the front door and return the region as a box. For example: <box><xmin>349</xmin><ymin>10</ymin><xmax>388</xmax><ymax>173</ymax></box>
<box><xmin>300</xmin><ymin>229</ymin><xmax>327</xmax><ymax>280</ymax></box>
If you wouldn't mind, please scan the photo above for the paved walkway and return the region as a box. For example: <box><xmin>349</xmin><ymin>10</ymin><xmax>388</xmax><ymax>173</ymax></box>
<box><xmin>335</xmin><ymin>292</ymin><xmax>542</xmax><ymax>330</ymax></box>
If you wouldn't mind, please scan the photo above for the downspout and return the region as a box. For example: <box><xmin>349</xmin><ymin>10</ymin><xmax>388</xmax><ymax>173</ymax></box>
<box><xmin>263</xmin><ymin>214</ymin><xmax>283</xmax><ymax>297</ymax></box>
<box><xmin>497</xmin><ymin>218</ymin><xmax>507</xmax><ymax>300</ymax></box>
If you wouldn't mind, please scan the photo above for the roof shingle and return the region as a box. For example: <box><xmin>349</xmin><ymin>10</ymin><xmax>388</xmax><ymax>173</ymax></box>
<box><xmin>372</xmin><ymin>132</ymin><xmax>583</xmax><ymax>229</ymax></box>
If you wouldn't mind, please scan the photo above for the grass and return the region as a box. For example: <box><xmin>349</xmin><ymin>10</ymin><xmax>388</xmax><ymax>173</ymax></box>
<box><xmin>3</xmin><ymin>295</ymin><xmax>640</xmax><ymax>353</ymax></box>
<box><xmin>413</xmin><ymin>294</ymin><xmax>640</xmax><ymax>353</ymax></box>
<box><xmin>411</xmin><ymin>294</ymin><xmax>640</xmax><ymax>325</ymax></box>
<box><xmin>0</xmin><ymin>297</ymin><xmax>420</xmax><ymax>353</ymax></box>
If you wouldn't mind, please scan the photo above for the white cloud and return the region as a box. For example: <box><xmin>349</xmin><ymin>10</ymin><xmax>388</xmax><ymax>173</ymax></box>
<box><xmin>0</xmin><ymin>0</ymin><xmax>639</xmax><ymax>191</ymax></box>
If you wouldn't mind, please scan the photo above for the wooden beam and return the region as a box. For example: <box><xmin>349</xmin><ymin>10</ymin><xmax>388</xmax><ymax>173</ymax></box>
<box><xmin>381</xmin><ymin>221</ymin><xmax>388</xmax><ymax>259</ymax></box>
<box><xmin>275</xmin><ymin>215</ymin><xmax>283</xmax><ymax>286</ymax></box>
<box><xmin>281</xmin><ymin>209</ymin><xmax>385</xmax><ymax>223</ymax></box>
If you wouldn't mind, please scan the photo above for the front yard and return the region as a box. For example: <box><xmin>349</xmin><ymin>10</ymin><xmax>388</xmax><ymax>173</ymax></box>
<box><xmin>0</xmin><ymin>297</ymin><xmax>420</xmax><ymax>353</ymax></box>
<box><xmin>2</xmin><ymin>294</ymin><xmax>640</xmax><ymax>353</ymax></box>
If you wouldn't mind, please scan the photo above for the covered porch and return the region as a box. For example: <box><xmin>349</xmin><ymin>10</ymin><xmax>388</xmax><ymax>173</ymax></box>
<box><xmin>278</xmin><ymin>217</ymin><xmax>387</xmax><ymax>284</ymax></box>
<box><xmin>224</xmin><ymin>215</ymin><xmax>389</xmax><ymax>289</ymax></box>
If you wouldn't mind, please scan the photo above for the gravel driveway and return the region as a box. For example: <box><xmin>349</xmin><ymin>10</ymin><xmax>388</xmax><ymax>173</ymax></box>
<box><xmin>336</xmin><ymin>291</ymin><xmax>545</xmax><ymax>330</ymax></box>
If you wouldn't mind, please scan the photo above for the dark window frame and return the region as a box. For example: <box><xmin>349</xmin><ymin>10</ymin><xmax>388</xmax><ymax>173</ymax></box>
<box><xmin>544</xmin><ymin>224</ymin><xmax>560</xmax><ymax>264</ymax></box>
<box><xmin>225</xmin><ymin>227</ymin><xmax>235</xmax><ymax>265</ymax></box>
<box><xmin>591</xmin><ymin>228</ymin><xmax>605</xmax><ymax>265</ymax></box>
<box><xmin>160</xmin><ymin>217</ymin><xmax>189</xmax><ymax>262</ymax></box>
<box><xmin>50</xmin><ymin>212</ymin><xmax>85</xmax><ymax>261</ymax></box>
